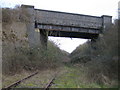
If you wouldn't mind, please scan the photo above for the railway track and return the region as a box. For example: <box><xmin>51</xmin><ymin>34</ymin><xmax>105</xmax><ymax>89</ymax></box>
<box><xmin>2</xmin><ymin>72</ymin><xmax>38</xmax><ymax>90</ymax></box>
<box><xmin>2</xmin><ymin>71</ymin><xmax>57</xmax><ymax>90</ymax></box>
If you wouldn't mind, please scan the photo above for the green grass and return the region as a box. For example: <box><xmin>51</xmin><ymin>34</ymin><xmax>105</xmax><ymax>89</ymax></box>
<box><xmin>3</xmin><ymin>66</ymin><xmax>114</xmax><ymax>88</ymax></box>
<box><xmin>51</xmin><ymin>66</ymin><xmax>110</xmax><ymax>88</ymax></box>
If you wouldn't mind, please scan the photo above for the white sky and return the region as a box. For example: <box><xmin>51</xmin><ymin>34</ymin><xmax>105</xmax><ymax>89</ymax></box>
<box><xmin>0</xmin><ymin>0</ymin><xmax>119</xmax><ymax>53</ymax></box>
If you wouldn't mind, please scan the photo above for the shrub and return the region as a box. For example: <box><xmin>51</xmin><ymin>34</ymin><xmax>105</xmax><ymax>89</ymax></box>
<box><xmin>2</xmin><ymin>6</ymin><xmax>67</xmax><ymax>75</ymax></box>
<box><xmin>2</xmin><ymin>40</ymin><xmax>66</xmax><ymax>75</ymax></box>
<box><xmin>2</xmin><ymin>5</ymin><xmax>31</xmax><ymax>24</ymax></box>
<box><xmin>70</xmin><ymin>20</ymin><xmax>119</xmax><ymax>86</ymax></box>
<box><xmin>70</xmin><ymin>41</ymin><xmax>91</xmax><ymax>63</ymax></box>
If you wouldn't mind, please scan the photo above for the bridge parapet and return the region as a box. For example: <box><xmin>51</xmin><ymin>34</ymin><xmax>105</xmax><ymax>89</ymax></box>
<box><xmin>35</xmin><ymin>9</ymin><xmax>103</xmax><ymax>29</ymax></box>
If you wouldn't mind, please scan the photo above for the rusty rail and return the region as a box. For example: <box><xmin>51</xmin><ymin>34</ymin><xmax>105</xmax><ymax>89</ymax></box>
<box><xmin>3</xmin><ymin>71</ymin><xmax>58</xmax><ymax>90</ymax></box>
<box><xmin>44</xmin><ymin>72</ymin><xmax>58</xmax><ymax>90</ymax></box>
<box><xmin>3</xmin><ymin>72</ymin><xmax>38</xmax><ymax>89</ymax></box>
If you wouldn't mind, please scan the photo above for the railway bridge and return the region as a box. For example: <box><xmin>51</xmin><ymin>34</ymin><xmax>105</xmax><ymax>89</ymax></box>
<box><xmin>21</xmin><ymin>5</ymin><xmax>112</xmax><ymax>49</ymax></box>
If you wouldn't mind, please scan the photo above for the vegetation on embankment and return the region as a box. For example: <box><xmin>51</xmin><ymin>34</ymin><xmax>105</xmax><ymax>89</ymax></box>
<box><xmin>2</xmin><ymin>6</ymin><xmax>69</xmax><ymax>75</ymax></box>
<box><xmin>69</xmin><ymin>20</ymin><xmax>119</xmax><ymax>87</ymax></box>
<box><xmin>2</xmin><ymin>40</ymin><xmax>69</xmax><ymax>75</ymax></box>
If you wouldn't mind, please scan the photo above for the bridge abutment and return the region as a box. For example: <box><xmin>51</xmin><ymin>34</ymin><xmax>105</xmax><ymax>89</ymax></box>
<box><xmin>21</xmin><ymin>5</ymin><xmax>42</xmax><ymax>48</ymax></box>
<box><xmin>102</xmin><ymin>15</ymin><xmax>112</xmax><ymax>32</ymax></box>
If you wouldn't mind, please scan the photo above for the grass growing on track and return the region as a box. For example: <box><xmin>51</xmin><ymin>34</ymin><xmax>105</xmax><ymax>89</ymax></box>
<box><xmin>3</xmin><ymin>66</ymin><xmax>111</xmax><ymax>88</ymax></box>
<box><xmin>51</xmin><ymin>66</ymin><xmax>109</xmax><ymax>88</ymax></box>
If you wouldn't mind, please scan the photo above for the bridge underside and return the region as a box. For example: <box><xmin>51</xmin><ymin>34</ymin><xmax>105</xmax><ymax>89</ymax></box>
<box><xmin>48</xmin><ymin>31</ymin><xmax>99</xmax><ymax>39</ymax></box>
<box><xmin>37</xmin><ymin>24</ymin><xmax>100</xmax><ymax>39</ymax></box>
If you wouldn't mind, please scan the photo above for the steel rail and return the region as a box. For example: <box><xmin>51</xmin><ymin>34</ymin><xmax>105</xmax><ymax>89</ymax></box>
<box><xmin>3</xmin><ymin>72</ymin><xmax>38</xmax><ymax>89</ymax></box>
<box><xmin>44</xmin><ymin>72</ymin><xmax>58</xmax><ymax>90</ymax></box>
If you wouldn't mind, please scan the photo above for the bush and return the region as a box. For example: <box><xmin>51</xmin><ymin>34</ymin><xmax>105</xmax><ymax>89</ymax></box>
<box><xmin>2</xmin><ymin>6</ymin><xmax>67</xmax><ymax>75</ymax></box>
<box><xmin>2</xmin><ymin>5</ymin><xmax>31</xmax><ymax>24</ymax></box>
<box><xmin>70</xmin><ymin>41</ymin><xmax>91</xmax><ymax>64</ymax></box>
<box><xmin>2</xmin><ymin>40</ymin><xmax>66</xmax><ymax>75</ymax></box>
<box><xmin>70</xmin><ymin>20</ymin><xmax>119</xmax><ymax>86</ymax></box>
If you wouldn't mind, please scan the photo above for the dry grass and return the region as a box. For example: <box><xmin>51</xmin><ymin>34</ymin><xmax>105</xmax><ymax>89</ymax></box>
<box><xmin>2</xmin><ymin>70</ymin><xmax>32</xmax><ymax>88</ymax></box>
<box><xmin>2</xmin><ymin>5</ymin><xmax>31</xmax><ymax>25</ymax></box>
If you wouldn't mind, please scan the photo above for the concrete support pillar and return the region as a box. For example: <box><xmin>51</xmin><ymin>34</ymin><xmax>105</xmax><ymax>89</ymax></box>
<box><xmin>91</xmin><ymin>38</ymin><xmax>97</xmax><ymax>50</ymax></box>
<box><xmin>21</xmin><ymin>5</ymin><xmax>40</xmax><ymax>48</ymax></box>
<box><xmin>40</xmin><ymin>29</ymin><xmax>48</xmax><ymax>50</ymax></box>
<box><xmin>90</xmin><ymin>38</ymin><xmax>98</xmax><ymax>58</ymax></box>
<box><xmin>102</xmin><ymin>15</ymin><xmax>112</xmax><ymax>32</ymax></box>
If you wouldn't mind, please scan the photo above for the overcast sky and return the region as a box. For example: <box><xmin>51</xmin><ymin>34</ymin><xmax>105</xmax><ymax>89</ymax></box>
<box><xmin>0</xmin><ymin>0</ymin><xmax>119</xmax><ymax>53</ymax></box>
